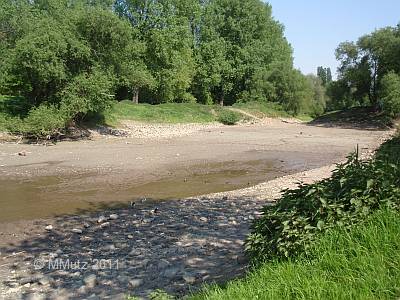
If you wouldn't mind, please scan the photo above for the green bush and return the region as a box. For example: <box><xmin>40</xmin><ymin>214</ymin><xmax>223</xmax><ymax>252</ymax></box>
<box><xmin>381</xmin><ymin>72</ymin><xmax>400</xmax><ymax>117</ymax></box>
<box><xmin>60</xmin><ymin>70</ymin><xmax>115</xmax><ymax>121</ymax></box>
<box><xmin>6</xmin><ymin>104</ymin><xmax>67</xmax><ymax>137</ymax></box>
<box><xmin>246</xmin><ymin>137</ymin><xmax>400</xmax><ymax>262</ymax></box>
<box><xmin>218</xmin><ymin>110</ymin><xmax>241</xmax><ymax>125</ymax></box>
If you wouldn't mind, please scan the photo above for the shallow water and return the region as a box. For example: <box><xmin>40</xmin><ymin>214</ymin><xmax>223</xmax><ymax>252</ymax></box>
<box><xmin>0</xmin><ymin>159</ymin><xmax>289</xmax><ymax>222</ymax></box>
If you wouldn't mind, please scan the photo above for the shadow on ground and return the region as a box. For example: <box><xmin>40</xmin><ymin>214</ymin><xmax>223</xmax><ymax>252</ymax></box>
<box><xmin>308</xmin><ymin>107</ymin><xmax>392</xmax><ymax>131</ymax></box>
<box><xmin>0</xmin><ymin>196</ymin><xmax>268</xmax><ymax>299</ymax></box>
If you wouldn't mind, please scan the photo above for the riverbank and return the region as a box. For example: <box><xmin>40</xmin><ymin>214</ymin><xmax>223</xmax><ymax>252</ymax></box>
<box><xmin>0</xmin><ymin>119</ymin><xmax>393</xmax><ymax>299</ymax></box>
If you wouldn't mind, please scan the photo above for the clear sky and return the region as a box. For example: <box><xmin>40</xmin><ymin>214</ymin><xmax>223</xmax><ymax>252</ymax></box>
<box><xmin>266</xmin><ymin>0</ymin><xmax>400</xmax><ymax>78</ymax></box>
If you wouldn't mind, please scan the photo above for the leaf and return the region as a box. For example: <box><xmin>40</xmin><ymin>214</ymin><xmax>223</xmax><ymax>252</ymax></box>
<box><xmin>317</xmin><ymin>220</ymin><xmax>325</xmax><ymax>230</ymax></box>
<box><xmin>367</xmin><ymin>179</ymin><xmax>374</xmax><ymax>189</ymax></box>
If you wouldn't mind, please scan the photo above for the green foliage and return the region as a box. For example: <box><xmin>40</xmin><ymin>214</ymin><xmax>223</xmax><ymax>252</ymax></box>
<box><xmin>191</xmin><ymin>209</ymin><xmax>400</xmax><ymax>300</ymax></box>
<box><xmin>0</xmin><ymin>0</ymin><xmax>315</xmax><ymax>136</ymax></box>
<box><xmin>60</xmin><ymin>70</ymin><xmax>114</xmax><ymax>120</ymax></box>
<box><xmin>246</xmin><ymin>137</ymin><xmax>400</xmax><ymax>261</ymax></box>
<box><xmin>330</xmin><ymin>25</ymin><xmax>400</xmax><ymax>114</ymax></box>
<box><xmin>6</xmin><ymin>104</ymin><xmax>67</xmax><ymax>137</ymax></box>
<box><xmin>217</xmin><ymin>110</ymin><xmax>241</xmax><ymax>125</ymax></box>
<box><xmin>317</xmin><ymin>66</ymin><xmax>332</xmax><ymax>86</ymax></box>
<box><xmin>380</xmin><ymin>72</ymin><xmax>400</xmax><ymax>117</ymax></box>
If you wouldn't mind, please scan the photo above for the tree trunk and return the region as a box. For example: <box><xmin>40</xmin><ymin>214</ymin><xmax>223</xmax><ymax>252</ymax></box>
<box><xmin>132</xmin><ymin>87</ymin><xmax>139</xmax><ymax>104</ymax></box>
<box><xmin>219</xmin><ymin>93</ymin><xmax>224</xmax><ymax>107</ymax></box>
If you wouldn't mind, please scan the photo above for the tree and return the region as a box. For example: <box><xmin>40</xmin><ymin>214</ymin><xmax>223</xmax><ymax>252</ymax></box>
<box><xmin>333</xmin><ymin>25</ymin><xmax>400</xmax><ymax>109</ymax></box>
<box><xmin>380</xmin><ymin>72</ymin><xmax>400</xmax><ymax>117</ymax></box>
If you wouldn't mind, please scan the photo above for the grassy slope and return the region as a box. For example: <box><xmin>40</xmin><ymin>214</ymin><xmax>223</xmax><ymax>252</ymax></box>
<box><xmin>191</xmin><ymin>209</ymin><xmax>400</xmax><ymax>300</ymax></box>
<box><xmin>103</xmin><ymin>101</ymin><xmax>224</xmax><ymax>125</ymax></box>
<box><xmin>233</xmin><ymin>102</ymin><xmax>313</xmax><ymax>122</ymax></box>
<box><xmin>105</xmin><ymin>101</ymin><xmax>312</xmax><ymax>126</ymax></box>
<box><xmin>0</xmin><ymin>97</ymin><xmax>312</xmax><ymax>130</ymax></box>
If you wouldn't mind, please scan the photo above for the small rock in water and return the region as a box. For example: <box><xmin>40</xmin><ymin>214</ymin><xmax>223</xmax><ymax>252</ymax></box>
<box><xmin>45</xmin><ymin>225</ymin><xmax>53</xmax><ymax>231</ymax></box>
<box><xmin>84</xmin><ymin>274</ymin><xmax>97</xmax><ymax>289</ymax></box>
<box><xmin>127</xmin><ymin>234</ymin><xmax>134</xmax><ymax>239</ymax></box>
<box><xmin>97</xmin><ymin>216</ymin><xmax>107</xmax><ymax>223</ymax></box>
<box><xmin>222</xmin><ymin>196</ymin><xmax>228</xmax><ymax>200</ymax></box>
<box><xmin>83</xmin><ymin>222</ymin><xmax>90</xmax><ymax>228</ymax></box>
<box><xmin>71</xmin><ymin>228</ymin><xmax>83</xmax><ymax>234</ymax></box>
<box><xmin>109</xmin><ymin>214</ymin><xmax>119</xmax><ymax>220</ymax></box>
<box><xmin>18</xmin><ymin>151</ymin><xmax>27</xmax><ymax>157</ymax></box>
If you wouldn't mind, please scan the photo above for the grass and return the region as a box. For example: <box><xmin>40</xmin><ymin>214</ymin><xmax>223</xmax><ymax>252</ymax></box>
<box><xmin>0</xmin><ymin>97</ymin><xmax>313</xmax><ymax>132</ymax></box>
<box><xmin>190</xmin><ymin>209</ymin><xmax>400</xmax><ymax>300</ymax></box>
<box><xmin>232</xmin><ymin>101</ymin><xmax>313</xmax><ymax>122</ymax></box>
<box><xmin>103</xmin><ymin>101</ymin><xmax>225</xmax><ymax>125</ymax></box>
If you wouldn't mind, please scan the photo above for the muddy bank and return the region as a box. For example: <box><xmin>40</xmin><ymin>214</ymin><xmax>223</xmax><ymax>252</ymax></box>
<box><xmin>0</xmin><ymin>121</ymin><xmax>392</xmax><ymax>299</ymax></box>
<box><xmin>0</xmin><ymin>122</ymin><xmax>387</xmax><ymax>223</ymax></box>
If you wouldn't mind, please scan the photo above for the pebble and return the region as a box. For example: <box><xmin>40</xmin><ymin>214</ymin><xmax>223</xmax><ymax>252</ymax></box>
<box><xmin>71</xmin><ymin>228</ymin><xmax>83</xmax><ymax>234</ymax></box>
<box><xmin>100</xmin><ymin>222</ymin><xmax>110</xmax><ymax>228</ymax></box>
<box><xmin>109</xmin><ymin>214</ymin><xmax>119</xmax><ymax>220</ymax></box>
<box><xmin>84</xmin><ymin>274</ymin><xmax>97</xmax><ymax>289</ymax></box>
<box><xmin>97</xmin><ymin>216</ymin><xmax>108</xmax><ymax>223</ymax></box>
<box><xmin>45</xmin><ymin>225</ymin><xmax>53</xmax><ymax>231</ymax></box>
<box><xmin>128</xmin><ymin>279</ymin><xmax>143</xmax><ymax>289</ymax></box>
<box><xmin>182</xmin><ymin>275</ymin><xmax>196</xmax><ymax>284</ymax></box>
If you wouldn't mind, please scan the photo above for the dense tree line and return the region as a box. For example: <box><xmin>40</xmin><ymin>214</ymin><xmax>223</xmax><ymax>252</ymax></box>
<box><xmin>327</xmin><ymin>24</ymin><xmax>400</xmax><ymax>117</ymax></box>
<box><xmin>0</xmin><ymin>0</ymin><xmax>324</xmax><ymax>133</ymax></box>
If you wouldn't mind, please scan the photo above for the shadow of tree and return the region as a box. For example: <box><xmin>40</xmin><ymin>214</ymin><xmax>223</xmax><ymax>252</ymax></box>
<box><xmin>308</xmin><ymin>107</ymin><xmax>392</xmax><ymax>131</ymax></box>
<box><xmin>0</xmin><ymin>196</ymin><xmax>268</xmax><ymax>299</ymax></box>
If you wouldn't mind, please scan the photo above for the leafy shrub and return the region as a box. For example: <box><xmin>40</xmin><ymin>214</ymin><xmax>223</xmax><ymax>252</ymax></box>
<box><xmin>6</xmin><ymin>104</ymin><xmax>67</xmax><ymax>137</ymax></box>
<box><xmin>381</xmin><ymin>72</ymin><xmax>400</xmax><ymax>117</ymax></box>
<box><xmin>60</xmin><ymin>70</ymin><xmax>115</xmax><ymax>121</ymax></box>
<box><xmin>246</xmin><ymin>138</ymin><xmax>400</xmax><ymax>262</ymax></box>
<box><xmin>218</xmin><ymin>110</ymin><xmax>241</xmax><ymax>125</ymax></box>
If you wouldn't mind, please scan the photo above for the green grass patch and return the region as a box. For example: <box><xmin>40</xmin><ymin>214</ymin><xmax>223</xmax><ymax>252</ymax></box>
<box><xmin>232</xmin><ymin>101</ymin><xmax>313</xmax><ymax>122</ymax></box>
<box><xmin>102</xmin><ymin>101</ymin><xmax>226</xmax><ymax>125</ymax></box>
<box><xmin>191</xmin><ymin>209</ymin><xmax>400</xmax><ymax>300</ymax></box>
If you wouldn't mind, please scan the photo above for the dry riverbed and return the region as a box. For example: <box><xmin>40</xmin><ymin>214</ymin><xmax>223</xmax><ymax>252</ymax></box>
<box><xmin>0</xmin><ymin>119</ymin><xmax>392</xmax><ymax>299</ymax></box>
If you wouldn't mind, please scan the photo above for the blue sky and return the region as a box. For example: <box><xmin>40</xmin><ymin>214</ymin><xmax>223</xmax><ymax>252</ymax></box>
<box><xmin>266</xmin><ymin>0</ymin><xmax>400</xmax><ymax>78</ymax></box>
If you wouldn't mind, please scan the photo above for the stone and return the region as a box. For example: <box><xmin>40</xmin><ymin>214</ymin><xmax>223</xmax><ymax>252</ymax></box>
<box><xmin>71</xmin><ymin>228</ymin><xmax>83</xmax><ymax>234</ymax></box>
<box><xmin>87</xmin><ymin>294</ymin><xmax>100</xmax><ymax>300</ymax></box>
<box><xmin>38</xmin><ymin>276</ymin><xmax>50</xmax><ymax>286</ymax></box>
<box><xmin>26</xmin><ymin>293</ymin><xmax>45</xmax><ymax>300</ymax></box>
<box><xmin>100</xmin><ymin>222</ymin><xmax>110</xmax><ymax>228</ymax></box>
<box><xmin>84</xmin><ymin>274</ymin><xmax>97</xmax><ymax>289</ymax></box>
<box><xmin>83</xmin><ymin>222</ymin><xmax>91</xmax><ymax>228</ymax></box>
<box><xmin>162</xmin><ymin>267</ymin><xmax>180</xmax><ymax>279</ymax></box>
<box><xmin>97</xmin><ymin>216</ymin><xmax>108</xmax><ymax>223</ymax></box>
<box><xmin>103</xmin><ymin>244</ymin><xmax>116</xmax><ymax>251</ymax></box>
<box><xmin>199</xmin><ymin>217</ymin><xmax>208</xmax><ymax>222</ymax></box>
<box><xmin>128</xmin><ymin>279</ymin><xmax>143</xmax><ymax>289</ymax></box>
<box><xmin>77</xmin><ymin>285</ymin><xmax>87</xmax><ymax>294</ymax></box>
<box><xmin>127</xmin><ymin>234</ymin><xmax>134</xmax><ymax>239</ymax></box>
<box><xmin>109</xmin><ymin>214</ymin><xmax>119</xmax><ymax>220</ymax></box>
<box><xmin>45</xmin><ymin>225</ymin><xmax>53</xmax><ymax>231</ymax></box>
<box><xmin>182</xmin><ymin>275</ymin><xmax>196</xmax><ymax>284</ymax></box>
<box><xmin>157</xmin><ymin>259</ymin><xmax>170</xmax><ymax>270</ymax></box>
